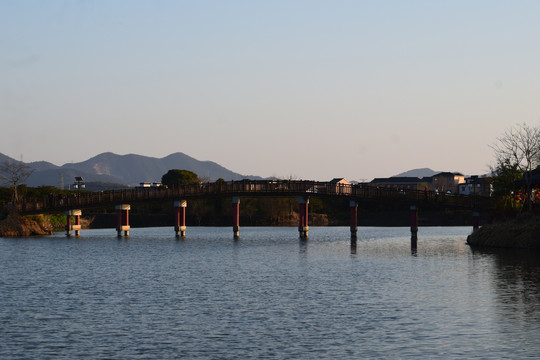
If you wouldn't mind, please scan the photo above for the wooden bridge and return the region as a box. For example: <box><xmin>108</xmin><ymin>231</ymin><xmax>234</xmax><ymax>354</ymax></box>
<box><xmin>4</xmin><ymin>180</ymin><xmax>497</xmax><ymax>238</ymax></box>
<box><xmin>8</xmin><ymin>180</ymin><xmax>495</xmax><ymax>215</ymax></box>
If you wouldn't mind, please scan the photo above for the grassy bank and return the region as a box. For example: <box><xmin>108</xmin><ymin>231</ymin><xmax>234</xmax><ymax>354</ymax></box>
<box><xmin>467</xmin><ymin>213</ymin><xmax>540</xmax><ymax>249</ymax></box>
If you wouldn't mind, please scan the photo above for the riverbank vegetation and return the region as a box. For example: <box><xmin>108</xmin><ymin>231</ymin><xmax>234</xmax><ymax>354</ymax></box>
<box><xmin>489</xmin><ymin>122</ymin><xmax>540</xmax><ymax>211</ymax></box>
<box><xmin>467</xmin><ymin>122</ymin><xmax>540</xmax><ymax>248</ymax></box>
<box><xmin>467</xmin><ymin>213</ymin><xmax>540</xmax><ymax>248</ymax></box>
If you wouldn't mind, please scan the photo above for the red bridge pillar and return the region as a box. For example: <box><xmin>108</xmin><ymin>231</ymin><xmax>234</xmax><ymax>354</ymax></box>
<box><xmin>298</xmin><ymin>196</ymin><xmax>309</xmax><ymax>238</ymax></box>
<box><xmin>350</xmin><ymin>200</ymin><xmax>358</xmax><ymax>238</ymax></box>
<box><xmin>232</xmin><ymin>196</ymin><xmax>240</xmax><ymax>239</ymax></box>
<box><xmin>65</xmin><ymin>209</ymin><xmax>82</xmax><ymax>237</ymax></box>
<box><xmin>174</xmin><ymin>200</ymin><xmax>187</xmax><ymax>237</ymax></box>
<box><xmin>116</xmin><ymin>204</ymin><xmax>131</xmax><ymax>237</ymax></box>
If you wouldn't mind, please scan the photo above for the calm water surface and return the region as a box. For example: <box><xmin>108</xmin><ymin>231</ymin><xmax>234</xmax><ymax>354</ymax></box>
<box><xmin>1</xmin><ymin>226</ymin><xmax>540</xmax><ymax>359</ymax></box>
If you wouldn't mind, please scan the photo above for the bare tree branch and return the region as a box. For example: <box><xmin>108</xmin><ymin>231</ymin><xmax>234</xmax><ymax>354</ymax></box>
<box><xmin>0</xmin><ymin>160</ymin><xmax>34</xmax><ymax>202</ymax></box>
<box><xmin>490</xmin><ymin>123</ymin><xmax>540</xmax><ymax>210</ymax></box>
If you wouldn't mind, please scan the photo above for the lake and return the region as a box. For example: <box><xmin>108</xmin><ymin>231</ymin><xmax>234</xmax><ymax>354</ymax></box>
<box><xmin>1</xmin><ymin>226</ymin><xmax>540</xmax><ymax>359</ymax></box>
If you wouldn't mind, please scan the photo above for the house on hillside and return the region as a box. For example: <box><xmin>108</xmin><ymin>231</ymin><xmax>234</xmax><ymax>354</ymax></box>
<box><xmin>329</xmin><ymin>178</ymin><xmax>351</xmax><ymax>194</ymax></box>
<box><xmin>370</xmin><ymin>172</ymin><xmax>466</xmax><ymax>193</ymax></box>
<box><xmin>370</xmin><ymin>177</ymin><xmax>430</xmax><ymax>191</ymax></box>
<box><xmin>458</xmin><ymin>176</ymin><xmax>492</xmax><ymax>196</ymax></box>
<box><xmin>431</xmin><ymin>172</ymin><xmax>465</xmax><ymax>194</ymax></box>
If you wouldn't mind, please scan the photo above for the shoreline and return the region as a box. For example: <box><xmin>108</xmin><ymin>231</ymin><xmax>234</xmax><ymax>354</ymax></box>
<box><xmin>0</xmin><ymin>211</ymin><xmax>53</xmax><ymax>237</ymax></box>
<box><xmin>467</xmin><ymin>213</ymin><xmax>540</xmax><ymax>249</ymax></box>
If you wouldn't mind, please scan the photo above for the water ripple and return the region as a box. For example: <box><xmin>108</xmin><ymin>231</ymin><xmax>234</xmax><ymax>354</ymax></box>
<box><xmin>1</xmin><ymin>227</ymin><xmax>540</xmax><ymax>359</ymax></box>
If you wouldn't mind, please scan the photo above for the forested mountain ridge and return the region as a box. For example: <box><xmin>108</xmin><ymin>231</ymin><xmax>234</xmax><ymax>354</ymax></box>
<box><xmin>0</xmin><ymin>152</ymin><xmax>262</xmax><ymax>189</ymax></box>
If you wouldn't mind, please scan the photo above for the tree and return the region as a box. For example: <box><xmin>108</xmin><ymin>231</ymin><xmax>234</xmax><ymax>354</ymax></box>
<box><xmin>490</xmin><ymin>123</ymin><xmax>540</xmax><ymax>210</ymax></box>
<box><xmin>161</xmin><ymin>169</ymin><xmax>199</xmax><ymax>188</ymax></box>
<box><xmin>489</xmin><ymin>159</ymin><xmax>523</xmax><ymax>210</ymax></box>
<box><xmin>490</xmin><ymin>159</ymin><xmax>522</xmax><ymax>197</ymax></box>
<box><xmin>0</xmin><ymin>160</ymin><xmax>34</xmax><ymax>202</ymax></box>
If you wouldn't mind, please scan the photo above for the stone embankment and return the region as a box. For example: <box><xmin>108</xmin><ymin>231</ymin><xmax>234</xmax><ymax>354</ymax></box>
<box><xmin>467</xmin><ymin>213</ymin><xmax>540</xmax><ymax>249</ymax></box>
<box><xmin>0</xmin><ymin>211</ymin><xmax>53</xmax><ymax>237</ymax></box>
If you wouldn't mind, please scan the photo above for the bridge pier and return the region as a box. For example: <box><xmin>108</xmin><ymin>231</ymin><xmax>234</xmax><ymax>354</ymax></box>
<box><xmin>233</xmin><ymin>196</ymin><xmax>240</xmax><ymax>239</ymax></box>
<box><xmin>116</xmin><ymin>204</ymin><xmax>131</xmax><ymax>237</ymax></box>
<box><xmin>298</xmin><ymin>196</ymin><xmax>309</xmax><ymax>238</ymax></box>
<box><xmin>174</xmin><ymin>200</ymin><xmax>187</xmax><ymax>237</ymax></box>
<box><xmin>410</xmin><ymin>205</ymin><xmax>418</xmax><ymax>247</ymax></box>
<box><xmin>350</xmin><ymin>200</ymin><xmax>358</xmax><ymax>238</ymax></box>
<box><xmin>65</xmin><ymin>209</ymin><xmax>82</xmax><ymax>237</ymax></box>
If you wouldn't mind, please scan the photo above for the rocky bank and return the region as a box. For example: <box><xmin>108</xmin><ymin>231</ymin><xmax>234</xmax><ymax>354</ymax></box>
<box><xmin>0</xmin><ymin>211</ymin><xmax>53</xmax><ymax>237</ymax></box>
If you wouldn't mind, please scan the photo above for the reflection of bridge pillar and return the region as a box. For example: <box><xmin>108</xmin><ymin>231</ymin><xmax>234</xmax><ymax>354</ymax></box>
<box><xmin>232</xmin><ymin>196</ymin><xmax>240</xmax><ymax>239</ymax></box>
<box><xmin>65</xmin><ymin>209</ymin><xmax>82</xmax><ymax>237</ymax></box>
<box><xmin>174</xmin><ymin>200</ymin><xmax>187</xmax><ymax>237</ymax></box>
<box><xmin>116</xmin><ymin>204</ymin><xmax>131</xmax><ymax>237</ymax></box>
<box><xmin>298</xmin><ymin>196</ymin><xmax>309</xmax><ymax>238</ymax></box>
<box><xmin>66</xmin><ymin>211</ymin><xmax>71</xmax><ymax>236</ymax></box>
<box><xmin>350</xmin><ymin>200</ymin><xmax>358</xmax><ymax>238</ymax></box>
<box><xmin>473</xmin><ymin>211</ymin><xmax>480</xmax><ymax>232</ymax></box>
<box><xmin>410</xmin><ymin>205</ymin><xmax>418</xmax><ymax>246</ymax></box>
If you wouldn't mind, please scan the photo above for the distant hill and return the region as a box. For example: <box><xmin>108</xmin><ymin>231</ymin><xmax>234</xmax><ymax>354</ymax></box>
<box><xmin>27</xmin><ymin>161</ymin><xmax>59</xmax><ymax>172</ymax></box>
<box><xmin>0</xmin><ymin>152</ymin><xmax>263</xmax><ymax>189</ymax></box>
<box><xmin>392</xmin><ymin>168</ymin><xmax>440</xmax><ymax>178</ymax></box>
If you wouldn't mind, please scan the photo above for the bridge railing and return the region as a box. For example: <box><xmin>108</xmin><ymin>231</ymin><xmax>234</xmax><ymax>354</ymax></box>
<box><xmin>2</xmin><ymin>180</ymin><xmax>497</xmax><ymax>215</ymax></box>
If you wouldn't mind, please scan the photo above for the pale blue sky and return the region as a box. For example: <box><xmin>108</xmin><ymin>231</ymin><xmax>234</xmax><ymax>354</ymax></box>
<box><xmin>2</xmin><ymin>1</ymin><xmax>539</xmax><ymax>181</ymax></box>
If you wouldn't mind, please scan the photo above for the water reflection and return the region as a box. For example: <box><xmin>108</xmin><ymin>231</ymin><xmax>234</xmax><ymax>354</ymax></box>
<box><xmin>299</xmin><ymin>238</ymin><xmax>308</xmax><ymax>254</ymax></box>
<box><xmin>410</xmin><ymin>236</ymin><xmax>417</xmax><ymax>256</ymax></box>
<box><xmin>472</xmin><ymin>247</ymin><xmax>540</xmax><ymax>323</ymax></box>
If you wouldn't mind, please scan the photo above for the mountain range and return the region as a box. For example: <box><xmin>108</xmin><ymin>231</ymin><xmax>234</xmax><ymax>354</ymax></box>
<box><xmin>0</xmin><ymin>152</ymin><xmax>263</xmax><ymax>190</ymax></box>
<box><xmin>0</xmin><ymin>152</ymin><xmax>444</xmax><ymax>190</ymax></box>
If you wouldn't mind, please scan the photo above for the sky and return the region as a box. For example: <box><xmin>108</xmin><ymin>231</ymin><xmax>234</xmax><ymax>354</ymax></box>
<box><xmin>1</xmin><ymin>1</ymin><xmax>540</xmax><ymax>182</ymax></box>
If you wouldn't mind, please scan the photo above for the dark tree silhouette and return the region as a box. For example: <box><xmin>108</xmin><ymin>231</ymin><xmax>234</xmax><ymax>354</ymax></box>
<box><xmin>161</xmin><ymin>169</ymin><xmax>199</xmax><ymax>188</ymax></box>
